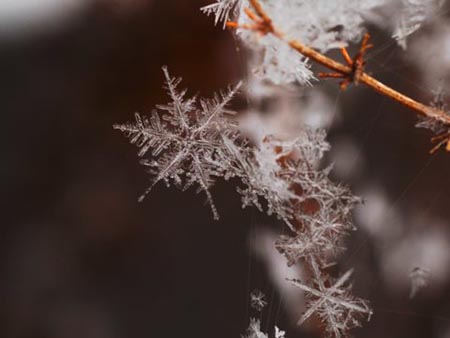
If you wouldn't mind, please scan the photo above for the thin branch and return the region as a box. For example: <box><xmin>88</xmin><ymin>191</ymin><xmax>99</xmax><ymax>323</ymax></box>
<box><xmin>227</xmin><ymin>0</ymin><xmax>450</xmax><ymax>152</ymax></box>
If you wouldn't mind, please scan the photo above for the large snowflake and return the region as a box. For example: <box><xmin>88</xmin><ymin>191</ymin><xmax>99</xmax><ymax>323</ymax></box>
<box><xmin>289</xmin><ymin>260</ymin><xmax>372</xmax><ymax>338</ymax></box>
<box><xmin>114</xmin><ymin>67</ymin><xmax>241</xmax><ymax>219</ymax></box>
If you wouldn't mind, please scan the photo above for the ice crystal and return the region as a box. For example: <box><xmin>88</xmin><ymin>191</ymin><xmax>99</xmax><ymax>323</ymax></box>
<box><xmin>289</xmin><ymin>260</ymin><xmax>372</xmax><ymax>338</ymax></box>
<box><xmin>409</xmin><ymin>267</ymin><xmax>431</xmax><ymax>299</ymax></box>
<box><xmin>251</xmin><ymin>35</ymin><xmax>315</xmax><ymax>86</ymax></box>
<box><xmin>116</xmin><ymin>67</ymin><xmax>367</xmax><ymax>338</ymax></box>
<box><xmin>201</xmin><ymin>0</ymin><xmax>241</xmax><ymax>28</ymax></box>
<box><xmin>250</xmin><ymin>289</ymin><xmax>267</xmax><ymax>311</ymax></box>
<box><xmin>114</xmin><ymin>67</ymin><xmax>242</xmax><ymax>220</ymax></box>
<box><xmin>393</xmin><ymin>0</ymin><xmax>444</xmax><ymax>49</ymax></box>
<box><xmin>217</xmin><ymin>129</ymin><xmax>334</xmax><ymax>230</ymax></box>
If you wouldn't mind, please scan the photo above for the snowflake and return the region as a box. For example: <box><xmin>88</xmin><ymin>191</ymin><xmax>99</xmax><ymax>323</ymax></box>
<box><xmin>289</xmin><ymin>259</ymin><xmax>372</xmax><ymax>338</ymax></box>
<box><xmin>114</xmin><ymin>67</ymin><xmax>242</xmax><ymax>219</ymax></box>
<box><xmin>409</xmin><ymin>267</ymin><xmax>431</xmax><ymax>299</ymax></box>
<box><xmin>216</xmin><ymin>130</ymin><xmax>332</xmax><ymax>230</ymax></box>
<box><xmin>250</xmin><ymin>289</ymin><xmax>267</xmax><ymax>311</ymax></box>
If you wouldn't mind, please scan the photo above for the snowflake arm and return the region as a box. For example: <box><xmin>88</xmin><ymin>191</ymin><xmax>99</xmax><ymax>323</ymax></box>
<box><xmin>158</xmin><ymin>66</ymin><xmax>195</xmax><ymax>131</ymax></box>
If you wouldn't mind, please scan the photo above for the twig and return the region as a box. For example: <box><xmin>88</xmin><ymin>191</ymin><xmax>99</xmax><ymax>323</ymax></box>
<box><xmin>226</xmin><ymin>0</ymin><xmax>450</xmax><ymax>152</ymax></box>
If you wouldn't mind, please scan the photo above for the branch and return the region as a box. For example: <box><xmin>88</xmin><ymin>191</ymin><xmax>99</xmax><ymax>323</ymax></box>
<box><xmin>227</xmin><ymin>0</ymin><xmax>450</xmax><ymax>152</ymax></box>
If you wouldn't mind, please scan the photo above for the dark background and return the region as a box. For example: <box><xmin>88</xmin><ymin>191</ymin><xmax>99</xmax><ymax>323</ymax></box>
<box><xmin>1</xmin><ymin>1</ymin><xmax>449</xmax><ymax>338</ymax></box>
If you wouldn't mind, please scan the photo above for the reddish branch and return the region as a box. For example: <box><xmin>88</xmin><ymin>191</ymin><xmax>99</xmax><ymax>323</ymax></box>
<box><xmin>227</xmin><ymin>0</ymin><xmax>450</xmax><ymax>153</ymax></box>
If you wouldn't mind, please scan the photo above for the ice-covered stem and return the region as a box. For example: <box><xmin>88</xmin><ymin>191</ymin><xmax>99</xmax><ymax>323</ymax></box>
<box><xmin>227</xmin><ymin>0</ymin><xmax>450</xmax><ymax>151</ymax></box>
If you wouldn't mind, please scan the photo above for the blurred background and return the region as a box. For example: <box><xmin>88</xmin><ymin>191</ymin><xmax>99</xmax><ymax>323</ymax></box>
<box><xmin>0</xmin><ymin>1</ymin><xmax>449</xmax><ymax>338</ymax></box>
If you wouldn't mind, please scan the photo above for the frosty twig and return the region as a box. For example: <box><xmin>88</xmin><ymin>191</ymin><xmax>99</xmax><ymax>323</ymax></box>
<box><xmin>227</xmin><ymin>0</ymin><xmax>450</xmax><ymax>152</ymax></box>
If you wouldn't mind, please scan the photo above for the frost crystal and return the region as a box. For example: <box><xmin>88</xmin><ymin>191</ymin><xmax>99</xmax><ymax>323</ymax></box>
<box><xmin>289</xmin><ymin>260</ymin><xmax>372</xmax><ymax>338</ymax></box>
<box><xmin>201</xmin><ymin>0</ymin><xmax>241</xmax><ymax>28</ymax></box>
<box><xmin>202</xmin><ymin>0</ymin><xmax>388</xmax><ymax>84</ymax></box>
<box><xmin>236</xmin><ymin>0</ymin><xmax>385</xmax><ymax>84</ymax></box>
<box><xmin>217</xmin><ymin>129</ymin><xmax>336</xmax><ymax>230</ymax></box>
<box><xmin>250</xmin><ymin>289</ymin><xmax>267</xmax><ymax>311</ymax></box>
<box><xmin>116</xmin><ymin>67</ymin><xmax>368</xmax><ymax>338</ymax></box>
<box><xmin>114</xmin><ymin>67</ymin><xmax>242</xmax><ymax>219</ymax></box>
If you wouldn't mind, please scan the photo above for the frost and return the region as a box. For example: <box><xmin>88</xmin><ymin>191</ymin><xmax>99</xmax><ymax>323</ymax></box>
<box><xmin>114</xmin><ymin>67</ymin><xmax>242</xmax><ymax>220</ymax></box>
<box><xmin>201</xmin><ymin>0</ymin><xmax>241</xmax><ymax>28</ymax></box>
<box><xmin>202</xmin><ymin>0</ymin><xmax>386</xmax><ymax>85</ymax></box>
<box><xmin>216</xmin><ymin>129</ymin><xmax>336</xmax><ymax>230</ymax></box>
<box><xmin>250</xmin><ymin>289</ymin><xmax>267</xmax><ymax>311</ymax></box>
<box><xmin>289</xmin><ymin>259</ymin><xmax>372</xmax><ymax>338</ymax></box>
<box><xmin>239</xmin><ymin>0</ymin><xmax>385</xmax><ymax>84</ymax></box>
<box><xmin>409</xmin><ymin>267</ymin><xmax>431</xmax><ymax>298</ymax></box>
<box><xmin>251</xmin><ymin>35</ymin><xmax>315</xmax><ymax>86</ymax></box>
<box><xmin>393</xmin><ymin>0</ymin><xmax>444</xmax><ymax>49</ymax></box>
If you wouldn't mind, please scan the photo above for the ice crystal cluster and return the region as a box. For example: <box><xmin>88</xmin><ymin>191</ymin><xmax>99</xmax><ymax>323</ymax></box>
<box><xmin>115</xmin><ymin>0</ymin><xmax>448</xmax><ymax>337</ymax></box>
<box><xmin>202</xmin><ymin>0</ymin><xmax>444</xmax><ymax>85</ymax></box>
<box><xmin>115</xmin><ymin>68</ymin><xmax>369</xmax><ymax>337</ymax></box>
<box><xmin>203</xmin><ymin>0</ymin><xmax>388</xmax><ymax>85</ymax></box>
